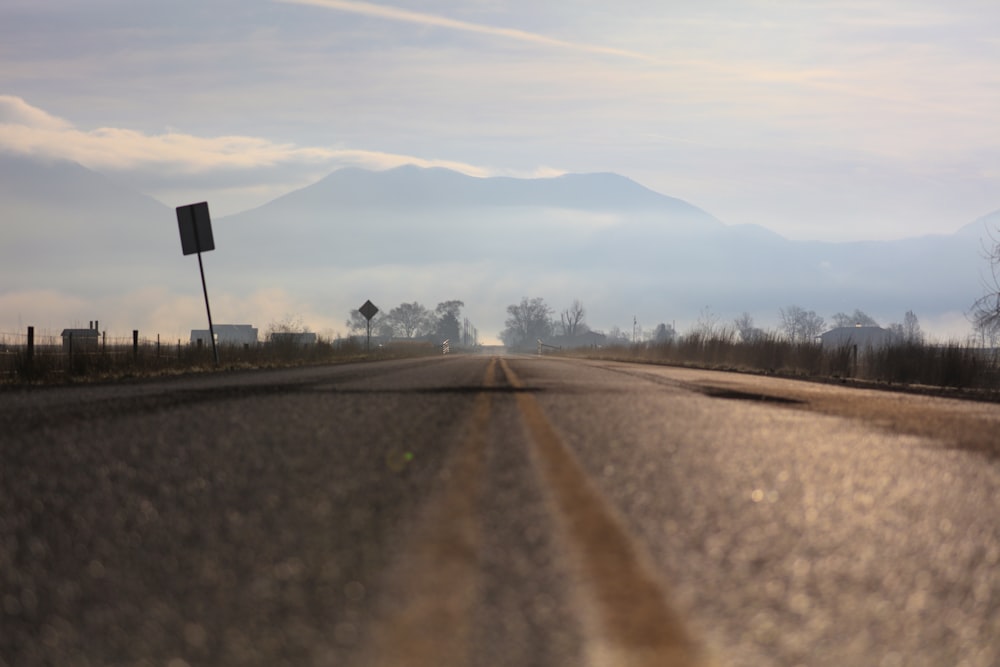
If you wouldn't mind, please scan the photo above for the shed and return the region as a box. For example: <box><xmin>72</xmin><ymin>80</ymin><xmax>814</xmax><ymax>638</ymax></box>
<box><xmin>61</xmin><ymin>326</ymin><xmax>100</xmax><ymax>351</ymax></box>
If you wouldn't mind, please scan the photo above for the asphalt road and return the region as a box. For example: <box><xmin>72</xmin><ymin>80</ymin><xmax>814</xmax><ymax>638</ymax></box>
<box><xmin>2</xmin><ymin>355</ymin><xmax>999</xmax><ymax>666</ymax></box>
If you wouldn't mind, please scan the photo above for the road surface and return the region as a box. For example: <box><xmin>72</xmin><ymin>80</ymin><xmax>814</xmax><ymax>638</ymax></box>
<box><xmin>2</xmin><ymin>355</ymin><xmax>999</xmax><ymax>666</ymax></box>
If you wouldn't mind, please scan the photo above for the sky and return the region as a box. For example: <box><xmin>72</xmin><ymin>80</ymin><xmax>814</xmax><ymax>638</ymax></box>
<box><xmin>3</xmin><ymin>0</ymin><xmax>1000</xmax><ymax>243</ymax></box>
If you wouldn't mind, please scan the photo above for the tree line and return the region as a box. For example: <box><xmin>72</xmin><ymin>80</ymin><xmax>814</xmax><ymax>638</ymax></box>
<box><xmin>498</xmin><ymin>298</ymin><xmax>679</xmax><ymax>349</ymax></box>
<box><xmin>499</xmin><ymin>297</ymin><xmax>928</xmax><ymax>349</ymax></box>
<box><xmin>346</xmin><ymin>300</ymin><xmax>476</xmax><ymax>345</ymax></box>
<box><xmin>500</xmin><ymin>298</ymin><xmax>599</xmax><ymax>349</ymax></box>
<box><xmin>349</xmin><ymin>295</ymin><xmax>935</xmax><ymax>351</ymax></box>
<box><xmin>688</xmin><ymin>307</ymin><xmax>924</xmax><ymax>345</ymax></box>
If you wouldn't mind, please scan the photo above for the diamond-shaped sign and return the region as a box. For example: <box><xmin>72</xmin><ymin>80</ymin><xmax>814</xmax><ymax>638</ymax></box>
<box><xmin>359</xmin><ymin>300</ymin><xmax>379</xmax><ymax>321</ymax></box>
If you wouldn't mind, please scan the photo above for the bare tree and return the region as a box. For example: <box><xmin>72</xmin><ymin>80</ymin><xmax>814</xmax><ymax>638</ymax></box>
<box><xmin>268</xmin><ymin>314</ymin><xmax>310</xmax><ymax>338</ymax></box>
<box><xmin>500</xmin><ymin>297</ymin><xmax>553</xmax><ymax>348</ymax></box>
<box><xmin>733</xmin><ymin>312</ymin><xmax>764</xmax><ymax>342</ymax></box>
<box><xmin>606</xmin><ymin>325</ymin><xmax>630</xmax><ymax>343</ymax></box>
<box><xmin>433</xmin><ymin>300</ymin><xmax>464</xmax><ymax>342</ymax></box>
<box><xmin>559</xmin><ymin>299</ymin><xmax>587</xmax><ymax>337</ymax></box>
<box><xmin>386</xmin><ymin>301</ymin><xmax>432</xmax><ymax>338</ymax></box>
<box><xmin>435</xmin><ymin>300</ymin><xmax>464</xmax><ymax>320</ymax></box>
<box><xmin>651</xmin><ymin>322</ymin><xmax>676</xmax><ymax>344</ymax></box>
<box><xmin>973</xmin><ymin>316</ymin><xmax>1000</xmax><ymax>347</ymax></box>
<box><xmin>346</xmin><ymin>309</ymin><xmax>379</xmax><ymax>334</ymax></box>
<box><xmin>897</xmin><ymin>310</ymin><xmax>923</xmax><ymax>343</ymax></box>
<box><xmin>349</xmin><ymin>308</ymin><xmax>396</xmax><ymax>338</ymax></box>
<box><xmin>779</xmin><ymin>305</ymin><xmax>825</xmax><ymax>343</ymax></box>
<box><xmin>971</xmin><ymin>227</ymin><xmax>1000</xmax><ymax>337</ymax></box>
<box><xmin>692</xmin><ymin>307</ymin><xmax>720</xmax><ymax>337</ymax></box>
<box><xmin>831</xmin><ymin>309</ymin><xmax>878</xmax><ymax>328</ymax></box>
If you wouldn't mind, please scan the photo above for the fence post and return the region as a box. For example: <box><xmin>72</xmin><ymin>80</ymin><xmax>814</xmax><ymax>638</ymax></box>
<box><xmin>157</xmin><ymin>334</ymin><xmax>161</xmax><ymax>359</ymax></box>
<box><xmin>133</xmin><ymin>330</ymin><xmax>139</xmax><ymax>362</ymax></box>
<box><xmin>26</xmin><ymin>326</ymin><xmax>34</xmax><ymax>364</ymax></box>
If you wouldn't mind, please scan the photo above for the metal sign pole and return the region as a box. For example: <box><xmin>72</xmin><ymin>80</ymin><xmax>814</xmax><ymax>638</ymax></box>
<box><xmin>178</xmin><ymin>202</ymin><xmax>219</xmax><ymax>366</ymax></box>
<box><xmin>196</xmin><ymin>249</ymin><xmax>219</xmax><ymax>365</ymax></box>
<box><xmin>359</xmin><ymin>300</ymin><xmax>379</xmax><ymax>353</ymax></box>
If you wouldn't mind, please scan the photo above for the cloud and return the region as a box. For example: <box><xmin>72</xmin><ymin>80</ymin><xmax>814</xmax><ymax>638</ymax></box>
<box><xmin>0</xmin><ymin>96</ymin><xmax>571</xmax><ymax>215</ymax></box>
<box><xmin>276</xmin><ymin>0</ymin><xmax>654</xmax><ymax>61</ymax></box>
<box><xmin>0</xmin><ymin>95</ymin><xmax>70</xmax><ymax>130</ymax></box>
<box><xmin>0</xmin><ymin>95</ymin><xmax>502</xmax><ymax>177</ymax></box>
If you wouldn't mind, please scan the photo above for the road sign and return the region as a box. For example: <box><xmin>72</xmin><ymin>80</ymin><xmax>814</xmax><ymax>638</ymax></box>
<box><xmin>176</xmin><ymin>201</ymin><xmax>219</xmax><ymax>364</ymax></box>
<box><xmin>359</xmin><ymin>300</ymin><xmax>379</xmax><ymax>321</ymax></box>
<box><xmin>359</xmin><ymin>300</ymin><xmax>379</xmax><ymax>352</ymax></box>
<box><xmin>177</xmin><ymin>202</ymin><xmax>215</xmax><ymax>256</ymax></box>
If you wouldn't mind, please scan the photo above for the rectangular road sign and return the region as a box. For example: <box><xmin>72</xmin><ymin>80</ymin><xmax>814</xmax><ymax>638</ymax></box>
<box><xmin>177</xmin><ymin>202</ymin><xmax>215</xmax><ymax>256</ymax></box>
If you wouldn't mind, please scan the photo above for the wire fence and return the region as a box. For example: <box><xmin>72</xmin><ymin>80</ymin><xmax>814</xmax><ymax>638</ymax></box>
<box><xmin>567</xmin><ymin>331</ymin><xmax>1000</xmax><ymax>393</ymax></box>
<box><xmin>0</xmin><ymin>327</ymin><xmax>437</xmax><ymax>383</ymax></box>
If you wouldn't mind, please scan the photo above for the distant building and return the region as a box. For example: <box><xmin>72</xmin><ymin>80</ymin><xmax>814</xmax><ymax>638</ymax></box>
<box><xmin>61</xmin><ymin>322</ymin><xmax>100</xmax><ymax>351</ymax></box>
<box><xmin>819</xmin><ymin>326</ymin><xmax>893</xmax><ymax>350</ymax></box>
<box><xmin>190</xmin><ymin>324</ymin><xmax>258</xmax><ymax>346</ymax></box>
<box><xmin>548</xmin><ymin>330</ymin><xmax>608</xmax><ymax>349</ymax></box>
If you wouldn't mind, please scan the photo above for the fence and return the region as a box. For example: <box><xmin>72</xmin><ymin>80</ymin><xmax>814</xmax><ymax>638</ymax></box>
<box><xmin>0</xmin><ymin>327</ymin><xmax>404</xmax><ymax>383</ymax></box>
<box><xmin>569</xmin><ymin>332</ymin><xmax>1000</xmax><ymax>392</ymax></box>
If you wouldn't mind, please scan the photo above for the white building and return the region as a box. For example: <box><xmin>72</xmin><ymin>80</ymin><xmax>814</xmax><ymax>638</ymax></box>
<box><xmin>190</xmin><ymin>324</ymin><xmax>259</xmax><ymax>346</ymax></box>
<box><xmin>819</xmin><ymin>325</ymin><xmax>893</xmax><ymax>350</ymax></box>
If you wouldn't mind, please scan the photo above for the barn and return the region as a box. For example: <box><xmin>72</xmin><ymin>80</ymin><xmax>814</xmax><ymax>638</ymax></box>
<box><xmin>818</xmin><ymin>325</ymin><xmax>894</xmax><ymax>350</ymax></box>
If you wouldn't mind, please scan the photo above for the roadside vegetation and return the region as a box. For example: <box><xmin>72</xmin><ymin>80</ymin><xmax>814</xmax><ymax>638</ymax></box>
<box><xmin>2</xmin><ymin>298</ymin><xmax>475</xmax><ymax>386</ymax></box>
<box><xmin>564</xmin><ymin>331</ymin><xmax>1000</xmax><ymax>395</ymax></box>
<box><xmin>8</xmin><ymin>290</ymin><xmax>1000</xmax><ymax>394</ymax></box>
<box><xmin>500</xmin><ymin>297</ymin><xmax>1000</xmax><ymax>395</ymax></box>
<box><xmin>0</xmin><ymin>334</ymin><xmax>440</xmax><ymax>385</ymax></box>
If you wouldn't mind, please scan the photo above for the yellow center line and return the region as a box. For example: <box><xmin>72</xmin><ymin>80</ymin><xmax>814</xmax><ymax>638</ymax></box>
<box><xmin>359</xmin><ymin>357</ymin><xmax>497</xmax><ymax>667</ymax></box>
<box><xmin>498</xmin><ymin>358</ymin><xmax>710</xmax><ymax>667</ymax></box>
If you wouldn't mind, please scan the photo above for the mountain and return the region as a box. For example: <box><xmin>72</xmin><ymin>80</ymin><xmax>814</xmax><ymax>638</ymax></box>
<box><xmin>215</xmin><ymin>166</ymin><xmax>726</xmax><ymax>269</ymax></box>
<box><xmin>0</xmin><ymin>152</ymin><xmax>180</xmax><ymax>293</ymax></box>
<box><xmin>254</xmin><ymin>165</ymin><xmax>723</xmax><ymax>219</ymax></box>
<box><xmin>1</xmin><ymin>156</ymin><xmax>994</xmax><ymax>340</ymax></box>
<box><xmin>215</xmin><ymin>165</ymin><xmax>987</xmax><ymax>327</ymax></box>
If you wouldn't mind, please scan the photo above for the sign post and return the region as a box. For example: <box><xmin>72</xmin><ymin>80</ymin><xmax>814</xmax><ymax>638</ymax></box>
<box><xmin>176</xmin><ymin>202</ymin><xmax>219</xmax><ymax>365</ymax></box>
<box><xmin>359</xmin><ymin>299</ymin><xmax>379</xmax><ymax>351</ymax></box>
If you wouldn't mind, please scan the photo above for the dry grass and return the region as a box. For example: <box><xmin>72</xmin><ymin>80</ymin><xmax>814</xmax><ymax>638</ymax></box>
<box><xmin>1</xmin><ymin>336</ymin><xmax>442</xmax><ymax>385</ymax></box>
<box><xmin>566</xmin><ymin>332</ymin><xmax>1000</xmax><ymax>393</ymax></box>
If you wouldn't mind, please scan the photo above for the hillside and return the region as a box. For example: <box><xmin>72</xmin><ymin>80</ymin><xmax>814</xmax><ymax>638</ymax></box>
<box><xmin>0</xmin><ymin>152</ymin><xmax>180</xmax><ymax>293</ymax></box>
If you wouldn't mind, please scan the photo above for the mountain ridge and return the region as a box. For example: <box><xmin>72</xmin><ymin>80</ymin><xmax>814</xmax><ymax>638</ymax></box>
<box><xmin>0</xmin><ymin>153</ymin><xmax>994</xmax><ymax>340</ymax></box>
<box><xmin>0</xmin><ymin>152</ymin><xmax>170</xmax><ymax>215</ymax></box>
<box><xmin>247</xmin><ymin>164</ymin><xmax>723</xmax><ymax>225</ymax></box>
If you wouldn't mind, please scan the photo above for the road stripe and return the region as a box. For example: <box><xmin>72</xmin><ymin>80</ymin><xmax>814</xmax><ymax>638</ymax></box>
<box><xmin>499</xmin><ymin>358</ymin><xmax>710</xmax><ymax>667</ymax></box>
<box><xmin>358</xmin><ymin>358</ymin><xmax>497</xmax><ymax>667</ymax></box>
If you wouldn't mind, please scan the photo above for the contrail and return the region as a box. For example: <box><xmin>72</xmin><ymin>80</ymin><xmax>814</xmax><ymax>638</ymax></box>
<box><xmin>277</xmin><ymin>0</ymin><xmax>655</xmax><ymax>62</ymax></box>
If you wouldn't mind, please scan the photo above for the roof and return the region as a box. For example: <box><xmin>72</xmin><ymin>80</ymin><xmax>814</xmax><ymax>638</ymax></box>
<box><xmin>820</xmin><ymin>325</ymin><xmax>887</xmax><ymax>336</ymax></box>
<box><xmin>819</xmin><ymin>326</ymin><xmax>893</xmax><ymax>347</ymax></box>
